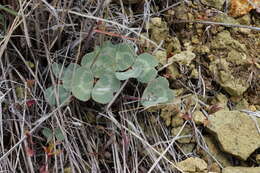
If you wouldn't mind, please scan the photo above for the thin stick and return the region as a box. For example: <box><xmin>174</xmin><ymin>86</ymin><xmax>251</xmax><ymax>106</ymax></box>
<box><xmin>175</xmin><ymin>20</ymin><xmax>260</xmax><ymax>31</ymax></box>
<box><xmin>106</xmin><ymin>80</ymin><xmax>129</xmax><ymax>111</ymax></box>
<box><xmin>56</xmin><ymin>9</ymin><xmax>160</xmax><ymax>48</ymax></box>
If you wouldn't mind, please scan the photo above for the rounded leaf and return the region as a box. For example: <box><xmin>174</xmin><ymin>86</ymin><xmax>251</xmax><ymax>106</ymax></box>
<box><xmin>92</xmin><ymin>74</ymin><xmax>120</xmax><ymax>104</ymax></box>
<box><xmin>81</xmin><ymin>42</ymin><xmax>117</xmax><ymax>78</ymax></box>
<box><xmin>133</xmin><ymin>53</ymin><xmax>159</xmax><ymax>83</ymax></box>
<box><xmin>44</xmin><ymin>85</ymin><xmax>71</xmax><ymax>106</ymax></box>
<box><xmin>141</xmin><ymin>77</ymin><xmax>173</xmax><ymax>107</ymax></box>
<box><xmin>115</xmin><ymin>66</ymin><xmax>142</xmax><ymax>80</ymax></box>
<box><xmin>136</xmin><ymin>53</ymin><xmax>158</xmax><ymax>67</ymax></box>
<box><xmin>136</xmin><ymin>67</ymin><xmax>157</xmax><ymax>83</ymax></box>
<box><xmin>51</xmin><ymin>63</ymin><xmax>65</xmax><ymax>78</ymax></box>
<box><xmin>71</xmin><ymin>67</ymin><xmax>94</xmax><ymax>101</ymax></box>
<box><xmin>91</xmin><ymin>54</ymin><xmax>117</xmax><ymax>77</ymax></box>
<box><xmin>81</xmin><ymin>51</ymin><xmax>98</xmax><ymax>67</ymax></box>
<box><xmin>62</xmin><ymin>63</ymin><xmax>80</xmax><ymax>90</ymax></box>
<box><xmin>115</xmin><ymin>43</ymin><xmax>135</xmax><ymax>71</ymax></box>
<box><xmin>42</xmin><ymin>128</ymin><xmax>53</xmax><ymax>143</ymax></box>
<box><xmin>54</xmin><ymin>128</ymin><xmax>65</xmax><ymax>141</ymax></box>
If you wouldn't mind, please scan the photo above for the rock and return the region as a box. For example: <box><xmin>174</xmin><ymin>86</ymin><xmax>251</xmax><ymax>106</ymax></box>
<box><xmin>208</xmin><ymin>162</ymin><xmax>221</xmax><ymax>173</ymax></box>
<box><xmin>222</xmin><ymin>166</ymin><xmax>260</xmax><ymax>173</ymax></box>
<box><xmin>166</xmin><ymin>37</ymin><xmax>182</xmax><ymax>54</ymax></box>
<box><xmin>209</xmin><ymin>59</ymin><xmax>249</xmax><ymax>96</ymax></box>
<box><xmin>227</xmin><ymin>49</ymin><xmax>247</xmax><ymax>65</ymax></box>
<box><xmin>146</xmin><ymin>17</ymin><xmax>169</xmax><ymax>44</ymax></box>
<box><xmin>237</xmin><ymin>14</ymin><xmax>251</xmax><ymax>25</ymax></box>
<box><xmin>171</xmin><ymin>115</ymin><xmax>185</xmax><ymax>127</ymax></box>
<box><xmin>180</xmin><ymin>143</ymin><xmax>196</xmax><ymax>154</ymax></box>
<box><xmin>160</xmin><ymin>105</ymin><xmax>183</xmax><ymax>127</ymax></box>
<box><xmin>190</xmin><ymin>64</ymin><xmax>199</xmax><ymax>79</ymax></box>
<box><xmin>176</xmin><ymin>157</ymin><xmax>207</xmax><ymax>173</ymax></box>
<box><xmin>154</xmin><ymin>50</ymin><xmax>167</xmax><ymax>65</ymax></box>
<box><xmin>214</xmin><ymin>14</ymin><xmax>239</xmax><ymax>25</ymax></box>
<box><xmin>170</xmin><ymin>51</ymin><xmax>196</xmax><ymax>66</ymax></box>
<box><xmin>237</xmin><ymin>28</ymin><xmax>251</xmax><ymax>35</ymax></box>
<box><xmin>211</xmin><ymin>31</ymin><xmax>247</xmax><ymax>53</ymax></box>
<box><xmin>234</xmin><ymin>98</ymin><xmax>250</xmax><ymax>110</ymax></box>
<box><xmin>206</xmin><ymin>110</ymin><xmax>260</xmax><ymax>160</ymax></box>
<box><xmin>167</xmin><ymin>64</ymin><xmax>182</xmax><ymax>78</ymax></box>
<box><xmin>183</xmin><ymin>40</ymin><xmax>195</xmax><ymax>52</ymax></box>
<box><xmin>194</xmin><ymin>45</ymin><xmax>210</xmax><ymax>55</ymax></box>
<box><xmin>218</xmin><ymin>70</ymin><xmax>248</xmax><ymax>96</ymax></box>
<box><xmin>256</xmin><ymin>154</ymin><xmax>260</xmax><ymax>164</ymax></box>
<box><xmin>229</xmin><ymin>0</ymin><xmax>260</xmax><ymax>17</ymax></box>
<box><xmin>193</xmin><ymin>111</ymin><xmax>207</xmax><ymax>125</ymax></box>
<box><xmin>200</xmin><ymin>0</ymin><xmax>225</xmax><ymax>10</ymax></box>
<box><xmin>171</xmin><ymin>126</ymin><xmax>194</xmax><ymax>143</ymax></box>
<box><xmin>203</xmin><ymin>135</ymin><xmax>232</xmax><ymax>167</ymax></box>
<box><xmin>210</xmin><ymin>94</ymin><xmax>229</xmax><ymax>110</ymax></box>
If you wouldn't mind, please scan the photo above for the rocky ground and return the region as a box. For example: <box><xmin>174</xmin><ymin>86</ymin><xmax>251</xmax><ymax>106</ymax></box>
<box><xmin>142</xmin><ymin>0</ymin><xmax>260</xmax><ymax>172</ymax></box>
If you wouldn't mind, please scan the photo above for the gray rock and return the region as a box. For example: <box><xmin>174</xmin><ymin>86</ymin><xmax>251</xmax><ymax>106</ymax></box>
<box><xmin>170</xmin><ymin>51</ymin><xmax>196</xmax><ymax>66</ymax></box>
<box><xmin>206</xmin><ymin>110</ymin><xmax>260</xmax><ymax>160</ymax></box>
<box><xmin>203</xmin><ymin>135</ymin><xmax>232</xmax><ymax>167</ymax></box>
<box><xmin>222</xmin><ymin>166</ymin><xmax>260</xmax><ymax>173</ymax></box>
<box><xmin>211</xmin><ymin>31</ymin><xmax>247</xmax><ymax>53</ymax></box>
<box><xmin>209</xmin><ymin>58</ymin><xmax>249</xmax><ymax>96</ymax></box>
<box><xmin>176</xmin><ymin>157</ymin><xmax>207</xmax><ymax>173</ymax></box>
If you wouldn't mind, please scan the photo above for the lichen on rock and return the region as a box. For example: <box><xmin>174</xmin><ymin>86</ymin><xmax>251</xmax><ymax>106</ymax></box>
<box><xmin>176</xmin><ymin>157</ymin><xmax>208</xmax><ymax>173</ymax></box>
<box><xmin>206</xmin><ymin>110</ymin><xmax>260</xmax><ymax>160</ymax></box>
<box><xmin>222</xmin><ymin>166</ymin><xmax>260</xmax><ymax>173</ymax></box>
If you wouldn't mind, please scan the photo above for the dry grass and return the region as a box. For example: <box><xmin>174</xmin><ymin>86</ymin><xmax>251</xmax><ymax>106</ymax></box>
<box><xmin>0</xmin><ymin>1</ymin><xmax>189</xmax><ymax>172</ymax></box>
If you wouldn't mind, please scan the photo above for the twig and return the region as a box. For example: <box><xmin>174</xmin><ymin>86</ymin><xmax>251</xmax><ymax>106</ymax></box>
<box><xmin>56</xmin><ymin>9</ymin><xmax>161</xmax><ymax>49</ymax></box>
<box><xmin>106</xmin><ymin>79</ymin><xmax>129</xmax><ymax>111</ymax></box>
<box><xmin>174</xmin><ymin>20</ymin><xmax>260</xmax><ymax>31</ymax></box>
<box><xmin>84</xmin><ymin>0</ymin><xmax>107</xmax><ymax>51</ymax></box>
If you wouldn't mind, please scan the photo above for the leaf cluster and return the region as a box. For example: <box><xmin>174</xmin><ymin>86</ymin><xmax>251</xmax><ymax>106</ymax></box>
<box><xmin>45</xmin><ymin>42</ymin><xmax>174</xmax><ymax>107</ymax></box>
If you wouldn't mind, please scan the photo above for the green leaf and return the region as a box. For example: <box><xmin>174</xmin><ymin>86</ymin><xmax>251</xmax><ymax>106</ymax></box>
<box><xmin>92</xmin><ymin>74</ymin><xmax>121</xmax><ymax>104</ymax></box>
<box><xmin>71</xmin><ymin>66</ymin><xmax>94</xmax><ymax>101</ymax></box>
<box><xmin>51</xmin><ymin>63</ymin><xmax>65</xmax><ymax>79</ymax></box>
<box><xmin>44</xmin><ymin>85</ymin><xmax>71</xmax><ymax>106</ymax></box>
<box><xmin>136</xmin><ymin>53</ymin><xmax>158</xmax><ymax>67</ymax></box>
<box><xmin>54</xmin><ymin>128</ymin><xmax>65</xmax><ymax>141</ymax></box>
<box><xmin>135</xmin><ymin>66</ymin><xmax>157</xmax><ymax>83</ymax></box>
<box><xmin>141</xmin><ymin>77</ymin><xmax>173</xmax><ymax>107</ymax></box>
<box><xmin>115</xmin><ymin>66</ymin><xmax>142</xmax><ymax>80</ymax></box>
<box><xmin>0</xmin><ymin>5</ymin><xmax>18</xmax><ymax>16</ymax></box>
<box><xmin>62</xmin><ymin>63</ymin><xmax>80</xmax><ymax>90</ymax></box>
<box><xmin>115</xmin><ymin>43</ymin><xmax>135</xmax><ymax>71</ymax></box>
<box><xmin>91</xmin><ymin>54</ymin><xmax>117</xmax><ymax>77</ymax></box>
<box><xmin>81</xmin><ymin>51</ymin><xmax>99</xmax><ymax>67</ymax></box>
<box><xmin>134</xmin><ymin>53</ymin><xmax>159</xmax><ymax>83</ymax></box>
<box><xmin>81</xmin><ymin>43</ymin><xmax>117</xmax><ymax>78</ymax></box>
<box><xmin>42</xmin><ymin>128</ymin><xmax>53</xmax><ymax>143</ymax></box>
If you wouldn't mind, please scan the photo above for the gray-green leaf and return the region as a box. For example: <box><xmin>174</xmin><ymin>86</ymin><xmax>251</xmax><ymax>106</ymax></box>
<box><xmin>71</xmin><ymin>66</ymin><xmax>94</xmax><ymax>101</ymax></box>
<box><xmin>115</xmin><ymin>43</ymin><xmax>135</xmax><ymax>71</ymax></box>
<box><xmin>54</xmin><ymin>128</ymin><xmax>65</xmax><ymax>141</ymax></box>
<box><xmin>62</xmin><ymin>63</ymin><xmax>81</xmax><ymax>90</ymax></box>
<box><xmin>42</xmin><ymin>128</ymin><xmax>53</xmax><ymax>143</ymax></box>
<box><xmin>141</xmin><ymin>77</ymin><xmax>173</xmax><ymax>107</ymax></box>
<box><xmin>134</xmin><ymin>53</ymin><xmax>159</xmax><ymax>83</ymax></box>
<box><xmin>44</xmin><ymin>85</ymin><xmax>70</xmax><ymax>106</ymax></box>
<box><xmin>115</xmin><ymin>66</ymin><xmax>142</xmax><ymax>80</ymax></box>
<box><xmin>51</xmin><ymin>62</ymin><xmax>65</xmax><ymax>79</ymax></box>
<box><xmin>92</xmin><ymin>74</ymin><xmax>120</xmax><ymax>104</ymax></box>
